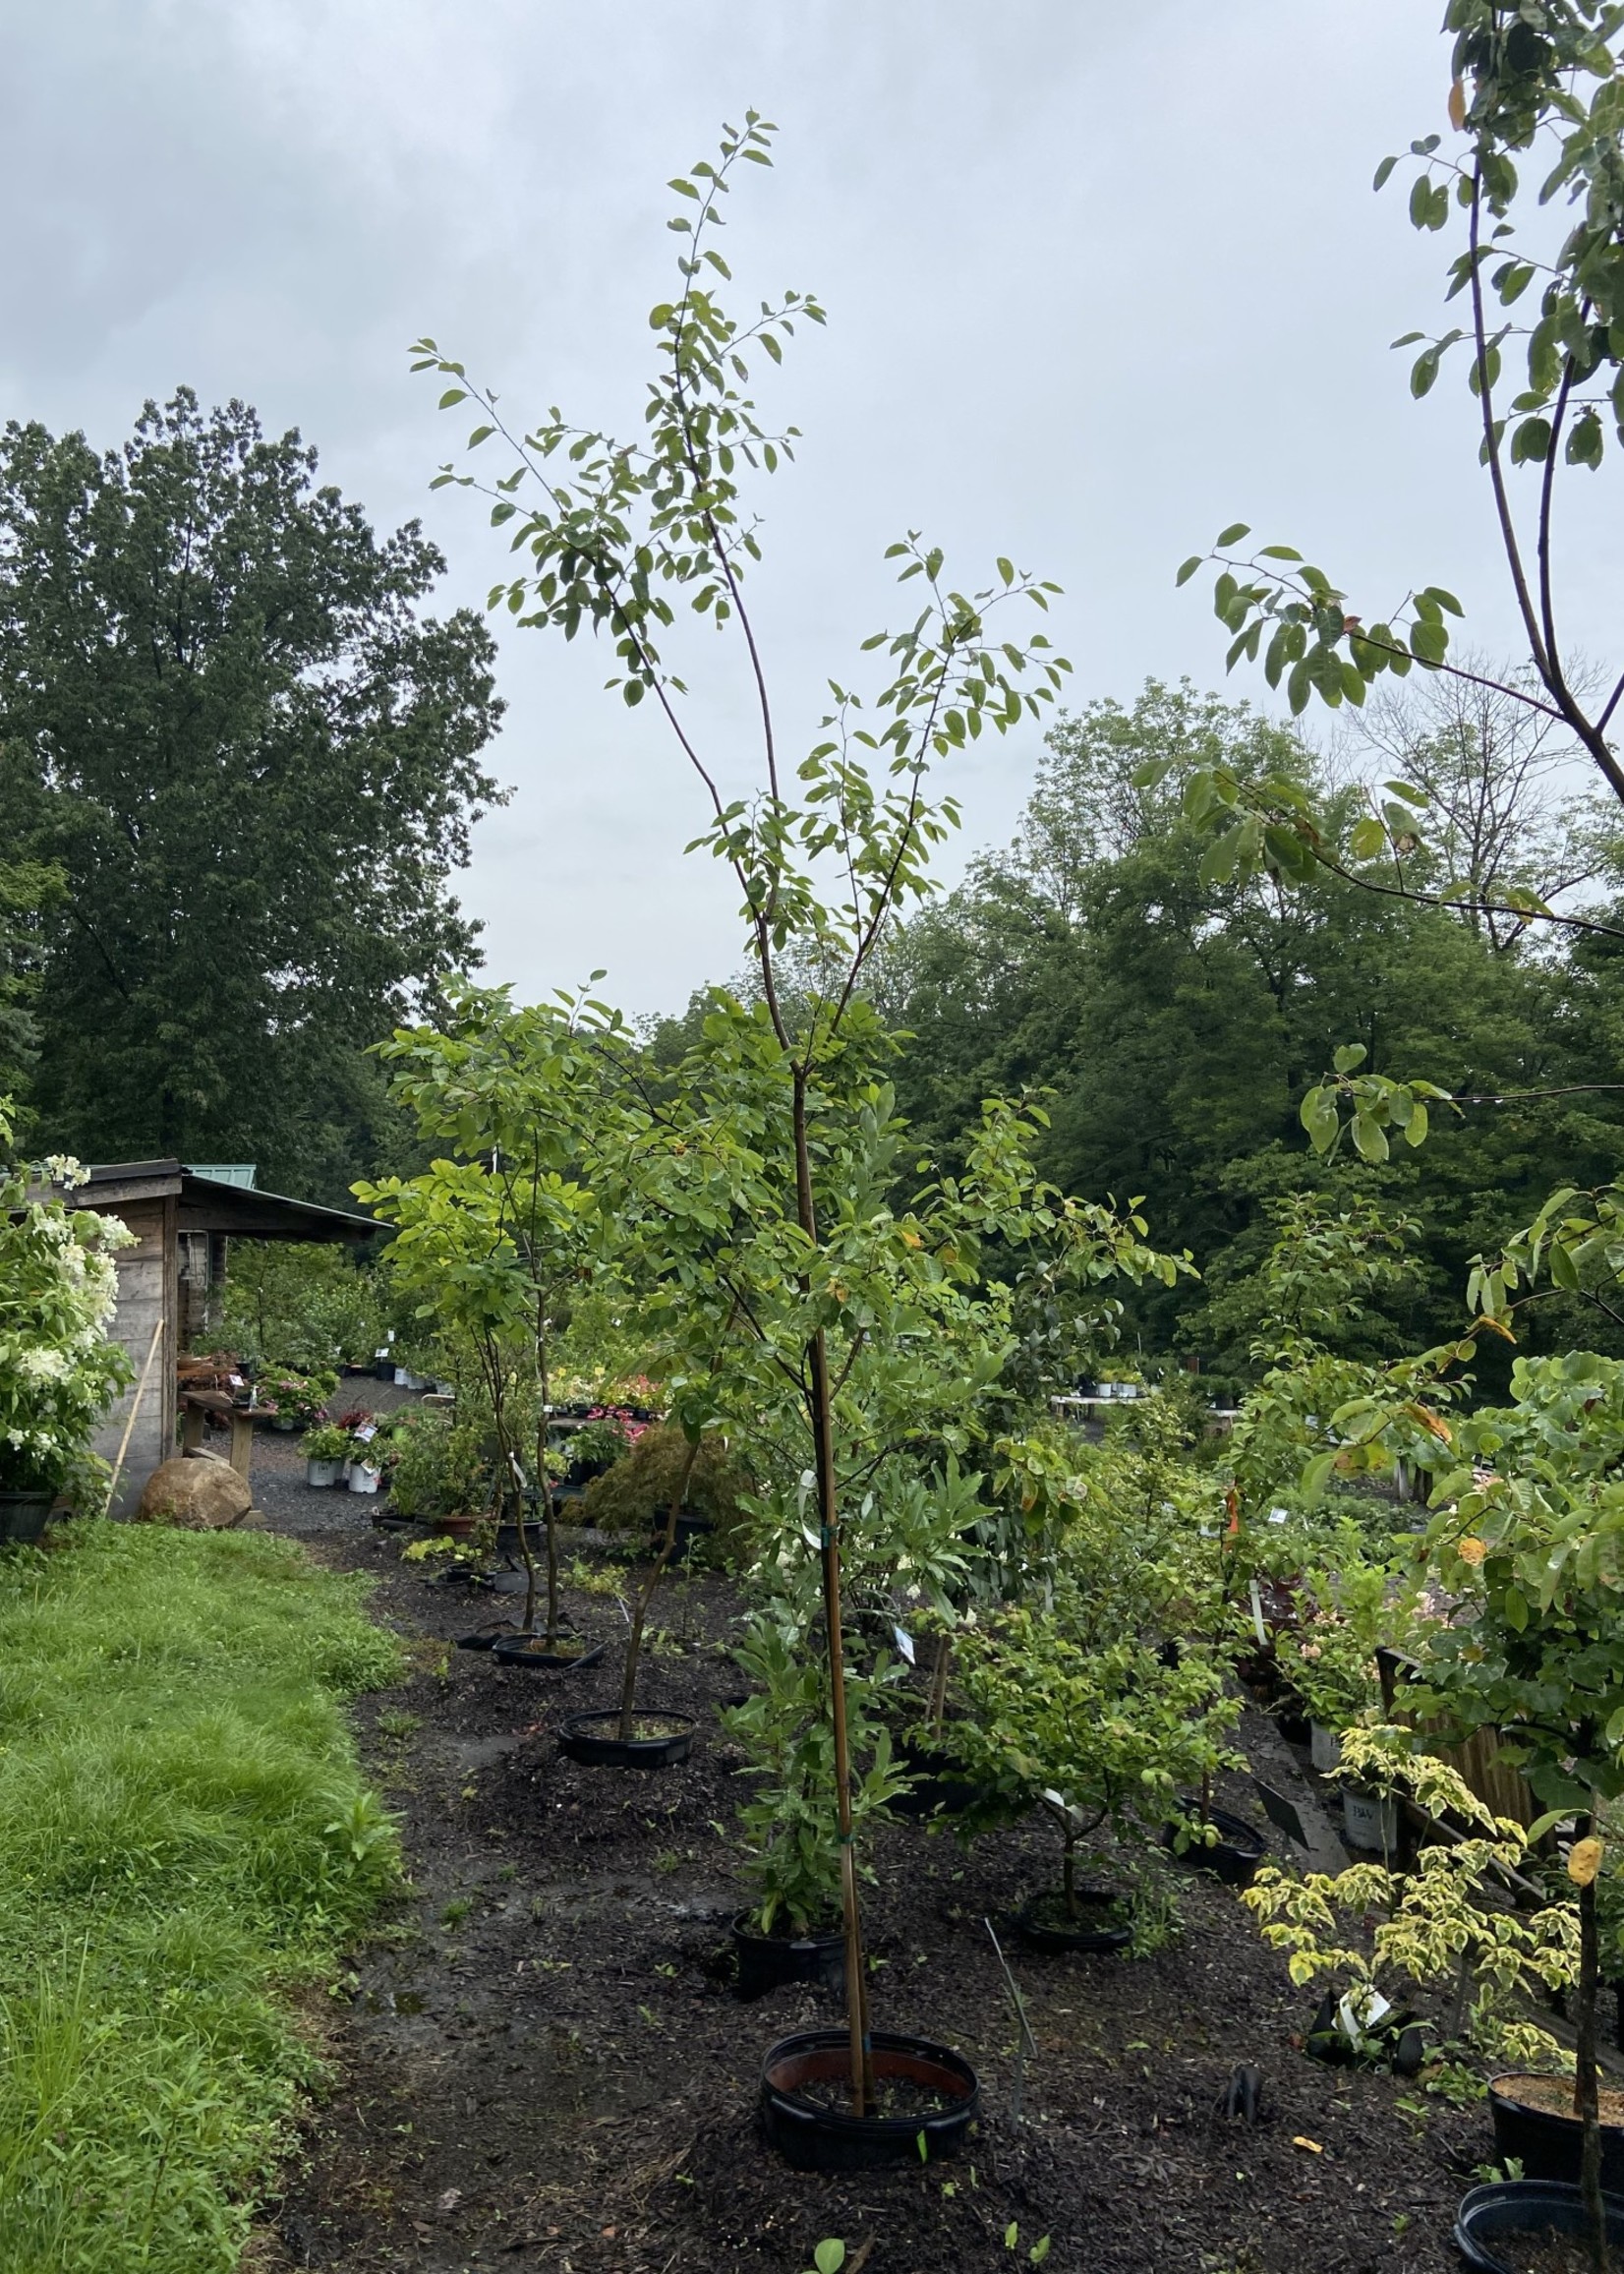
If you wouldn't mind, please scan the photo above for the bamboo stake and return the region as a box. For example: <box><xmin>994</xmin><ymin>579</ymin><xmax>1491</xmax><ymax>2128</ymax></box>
<box><xmin>106</xmin><ymin>1315</ymin><xmax>165</xmax><ymax>1511</ymax></box>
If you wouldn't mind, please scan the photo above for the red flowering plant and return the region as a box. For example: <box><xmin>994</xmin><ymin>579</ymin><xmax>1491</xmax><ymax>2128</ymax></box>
<box><xmin>573</xmin><ymin>1405</ymin><xmax>647</xmax><ymax>1468</ymax></box>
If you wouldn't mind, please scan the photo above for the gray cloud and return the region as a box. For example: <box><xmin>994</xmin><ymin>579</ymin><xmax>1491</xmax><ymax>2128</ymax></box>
<box><xmin>4</xmin><ymin>1</ymin><xmax>1600</xmax><ymax>1015</ymax></box>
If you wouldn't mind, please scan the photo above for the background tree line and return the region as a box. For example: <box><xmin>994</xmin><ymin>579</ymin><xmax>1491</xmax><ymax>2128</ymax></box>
<box><xmin>868</xmin><ymin>676</ymin><xmax>1624</xmax><ymax>1390</ymax></box>
<box><xmin>4</xmin><ymin>396</ymin><xmax>1616</xmax><ymax>1382</ymax></box>
<box><xmin>0</xmin><ymin>389</ymin><xmax>504</xmax><ymax>1202</ymax></box>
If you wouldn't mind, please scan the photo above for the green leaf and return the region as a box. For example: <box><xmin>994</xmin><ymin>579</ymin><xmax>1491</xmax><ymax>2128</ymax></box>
<box><xmin>1333</xmin><ymin>1043</ymin><xmax>1368</xmax><ymax>1074</ymax></box>
<box><xmin>814</xmin><ymin>2245</ymin><xmax>846</xmax><ymax>2274</ymax></box>
<box><xmin>1549</xmin><ymin>1240</ymin><xmax>1581</xmax><ymax>1291</ymax></box>
<box><xmin>1175</xmin><ymin>554</ymin><xmax>1203</xmax><ymax>587</ymax></box>
<box><xmin>438</xmin><ymin>389</ymin><xmax>468</xmax><ymax>409</ymax></box>
<box><xmin>1198</xmin><ymin>827</ymin><xmax>1242</xmax><ymax>888</ymax></box>
<box><xmin>1405</xmin><ymin>1100</ymin><xmax>1428</xmax><ymax>1147</ymax></box>
<box><xmin>1410</xmin><ymin>619</ymin><xmax>1449</xmax><ymax>666</ymax></box>
<box><xmin>1215</xmin><ymin>522</ymin><xmax>1250</xmax><ymax>550</ymax></box>
<box><xmin>1302</xmin><ymin>1450</ymin><xmax>1339</xmax><ymax>1499</ymax></box>
<box><xmin>1350</xmin><ymin>816</ymin><xmax>1387</xmax><ymax>861</ymax></box>
<box><xmin>1512</xmin><ymin>415</ymin><xmax>1552</xmax><ymax>464</ymax></box>
<box><xmin>1373</xmin><ymin>154</ymin><xmax>1399</xmax><ymax>191</ymax></box>
<box><xmin>1351</xmin><ymin>1113</ymin><xmax>1389</xmax><ymax>1164</ymax></box>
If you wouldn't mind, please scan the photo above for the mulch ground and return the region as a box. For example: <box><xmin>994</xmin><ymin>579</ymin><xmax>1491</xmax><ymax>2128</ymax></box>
<box><xmin>247</xmin><ymin>1406</ymin><xmax>1501</xmax><ymax>2274</ymax></box>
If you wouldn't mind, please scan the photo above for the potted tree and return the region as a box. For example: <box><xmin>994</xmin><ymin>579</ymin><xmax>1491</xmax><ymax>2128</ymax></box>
<box><xmin>1</xmin><ymin>1135</ymin><xmax>133</xmax><ymax>1536</ymax></box>
<box><xmin>1401</xmin><ymin>1354</ymin><xmax>1624</xmax><ymax>2255</ymax></box>
<box><xmin>412</xmin><ymin>113</ymin><xmax>1179</xmax><ymax>2150</ymax></box>
<box><xmin>360</xmin><ymin>987</ymin><xmax>638</xmax><ymax>1669</ymax></box>
<box><xmin>952</xmin><ymin>1599</ymin><xmax>1242</xmax><ymax>1953</ymax></box>
<box><xmin>1245</xmin><ymin>1735</ymin><xmax>1579</xmax><ymax>2094</ymax></box>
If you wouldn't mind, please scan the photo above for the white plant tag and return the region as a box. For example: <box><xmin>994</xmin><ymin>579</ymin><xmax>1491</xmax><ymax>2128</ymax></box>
<box><xmin>1249</xmin><ymin>1577</ymin><xmax>1267</xmax><ymax>1646</ymax></box>
<box><xmin>893</xmin><ymin>1625</ymin><xmax>916</xmax><ymax>1666</ymax></box>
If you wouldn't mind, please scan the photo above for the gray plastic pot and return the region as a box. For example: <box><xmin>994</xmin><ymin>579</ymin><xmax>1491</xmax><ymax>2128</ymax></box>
<box><xmin>0</xmin><ymin>1490</ymin><xmax>55</xmax><ymax>1545</ymax></box>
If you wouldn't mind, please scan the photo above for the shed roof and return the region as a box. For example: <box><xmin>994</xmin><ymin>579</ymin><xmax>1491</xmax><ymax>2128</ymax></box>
<box><xmin>62</xmin><ymin>1161</ymin><xmax>377</xmax><ymax>1244</ymax></box>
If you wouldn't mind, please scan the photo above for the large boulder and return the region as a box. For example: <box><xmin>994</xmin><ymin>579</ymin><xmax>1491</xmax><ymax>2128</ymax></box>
<box><xmin>136</xmin><ymin>1454</ymin><xmax>254</xmax><ymax>1531</ymax></box>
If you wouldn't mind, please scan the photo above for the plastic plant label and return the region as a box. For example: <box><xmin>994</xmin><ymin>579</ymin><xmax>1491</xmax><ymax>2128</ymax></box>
<box><xmin>353</xmin><ymin>1423</ymin><xmax>377</xmax><ymax>1443</ymax></box>
<box><xmin>1248</xmin><ymin>1577</ymin><xmax>1267</xmax><ymax>1646</ymax></box>
<box><xmin>893</xmin><ymin>1625</ymin><xmax>916</xmax><ymax>1665</ymax></box>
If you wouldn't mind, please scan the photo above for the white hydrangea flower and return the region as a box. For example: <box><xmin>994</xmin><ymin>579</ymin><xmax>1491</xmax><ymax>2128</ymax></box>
<box><xmin>18</xmin><ymin>1350</ymin><xmax>70</xmax><ymax>1384</ymax></box>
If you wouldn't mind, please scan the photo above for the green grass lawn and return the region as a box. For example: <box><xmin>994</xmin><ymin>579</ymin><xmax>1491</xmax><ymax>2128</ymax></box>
<box><xmin>0</xmin><ymin>1519</ymin><xmax>404</xmax><ymax>2272</ymax></box>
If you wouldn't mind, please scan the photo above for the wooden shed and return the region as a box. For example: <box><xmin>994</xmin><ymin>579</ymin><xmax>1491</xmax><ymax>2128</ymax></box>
<box><xmin>60</xmin><ymin>1162</ymin><xmax>376</xmax><ymax>1516</ymax></box>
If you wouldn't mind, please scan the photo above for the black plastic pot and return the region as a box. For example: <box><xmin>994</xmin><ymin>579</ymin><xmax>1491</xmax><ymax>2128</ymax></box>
<box><xmin>645</xmin><ymin>1508</ymin><xmax>712</xmax><ymax>1561</ymax></box>
<box><xmin>731</xmin><ymin>1911</ymin><xmax>845</xmax><ymax>2000</ymax></box>
<box><xmin>1454</xmin><ymin>2180</ymin><xmax>1624</xmax><ymax>2273</ymax></box>
<box><xmin>1165</xmin><ymin>1803</ymin><xmax>1267</xmax><ymax>1888</ymax></box>
<box><xmin>0</xmin><ymin>1490</ymin><xmax>56</xmax><ymax>1545</ymax></box>
<box><xmin>890</xmin><ymin>1737</ymin><xmax>987</xmax><ymax>1823</ymax></box>
<box><xmin>454</xmin><ymin>1624</ymin><xmax>517</xmax><ymax>1653</ymax></box>
<box><xmin>558</xmin><ymin>1710</ymin><xmax>696</xmax><ymax>1769</ymax></box>
<box><xmin>492</xmin><ymin>1637</ymin><xmax>606</xmax><ymax>1674</ymax></box>
<box><xmin>760</xmin><ymin>2029</ymin><xmax>979</xmax><ymax>2172</ymax></box>
<box><xmin>1016</xmin><ymin>1889</ymin><xmax>1131</xmax><ymax>1955</ymax></box>
<box><xmin>1489</xmin><ymin>2074</ymin><xmax>1624</xmax><ymax>2193</ymax></box>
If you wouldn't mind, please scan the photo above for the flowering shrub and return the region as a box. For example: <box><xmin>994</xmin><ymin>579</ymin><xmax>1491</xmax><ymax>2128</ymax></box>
<box><xmin>572</xmin><ymin>1404</ymin><xmax>649</xmax><ymax>1468</ymax></box>
<box><xmin>0</xmin><ymin>1133</ymin><xmax>134</xmax><ymax>1505</ymax></box>
<box><xmin>259</xmin><ymin>1369</ymin><xmax>336</xmax><ymax>1428</ymax></box>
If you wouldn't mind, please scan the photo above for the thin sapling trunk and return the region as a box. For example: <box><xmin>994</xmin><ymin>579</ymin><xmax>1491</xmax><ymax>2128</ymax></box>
<box><xmin>794</xmin><ymin>1067</ymin><xmax>874</xmax><ymax>2115</ymax></box>
<box><xmin>928</xmin><ymin>1630</ymin><xmax>953</xmax><ymax>1734</ymax></box>
<box><xmin>1576</xmin><ymin>1828</ymin><xmax>1605</xmax><ymax>2267</ymax></box>
<box><xmin>616</xmin><ymin>1437</ymin><xmax>700</xmax><ymax>1740</ymax></box>
<box><xmin>535</xmin><ymin>1320</ymin><xmax>560</xmax><ymax>1644</ymax></box>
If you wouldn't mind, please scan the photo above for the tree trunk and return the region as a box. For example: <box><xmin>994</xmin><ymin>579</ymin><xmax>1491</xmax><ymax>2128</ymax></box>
<box><xmin>616</xmin><ymin>1437</ymin><xmax>699</xmax><ymax>1742</ymax></box>
<box><xmin>1578</xmin><ymin>1858</ymin><xmax>1605</xmax><ymax>2268</ymax></box>
<box><xmin>928</xmin><ymin>1630</ymin><xmax>953</xmax><ymax>1733</ymax></box>
<box><xmin>792</xmin><ymin>1066</ymin><xmax>872</xmax><ymax>2115</ymax></box>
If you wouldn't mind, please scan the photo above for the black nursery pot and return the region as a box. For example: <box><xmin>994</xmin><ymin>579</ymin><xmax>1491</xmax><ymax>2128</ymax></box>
<box><xmin>1016</xmin><ymin>1889</ymin><xmax>1131</xmax><ymax>1956</ymax></box>
<box><xmin>890</xmin><ymin>1737</ymin><xmax>988</xmax><ymax>1823</ymax></box>
<box><xmin>454</xmin><ymin>1623</ymin><xmax>516</xmax><ymax>1653</ymax></box>
<box><xmin>0</xmin><ymin>1490</ymin><xmax>56</xmax><ymax>1545</ymax></box>
<box><xmin>1164</xmin><ymin>1803</ymin><xmax>1267</xmax><ymax>1889</ymax></box>
<box><xmin>1489</xmin><ymin>2073</ymin><xmax>1624</xmax><ymax>2193</ymax></box>
<box><xmin>558</xmin><ymin>1710</ymin><xmax>696</xmax><ymax>1769</ymax></box>
<box><xmin>1455</xmin><ymin>2181</ymin><xmax>1624</xmax><ymax>2274</ymax></box>
<box><xmin>731</xmin><ymin>1912</ymin><xmax>845</xmax><ymax>2001</ymax></box>
<box><xmin>647</xmin><ymin>1508</ymin><xmax>712</xmax><ymax>1561</ymax></box>
<box><xmin>492</xmin><ymin>1637</ymin><xmax>606</xmax><ymax>1674</ymax></box>
<box><xmin>760</xmin><ymin>2029</ymin><xmax>979</xmax><ymax>2173</ymax></box>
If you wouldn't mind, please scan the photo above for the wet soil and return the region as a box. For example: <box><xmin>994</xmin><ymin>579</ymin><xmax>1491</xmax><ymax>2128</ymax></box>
<box><xmin>1496</xmin><ymin>2073</ymin><xmax>1624</xmax><ymax>2125</ymax></box>
<box><xmin>250</xmin><ymin>1413</ymin><xmax>1498</xmax><ymax>2273</ymax></box>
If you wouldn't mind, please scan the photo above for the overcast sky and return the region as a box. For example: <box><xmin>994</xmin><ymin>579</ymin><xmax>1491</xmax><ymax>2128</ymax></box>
<box><xmin>6</xmin><ymin>2</ymin><xmax>1618</xmax><ymax>1017</ymax></box>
